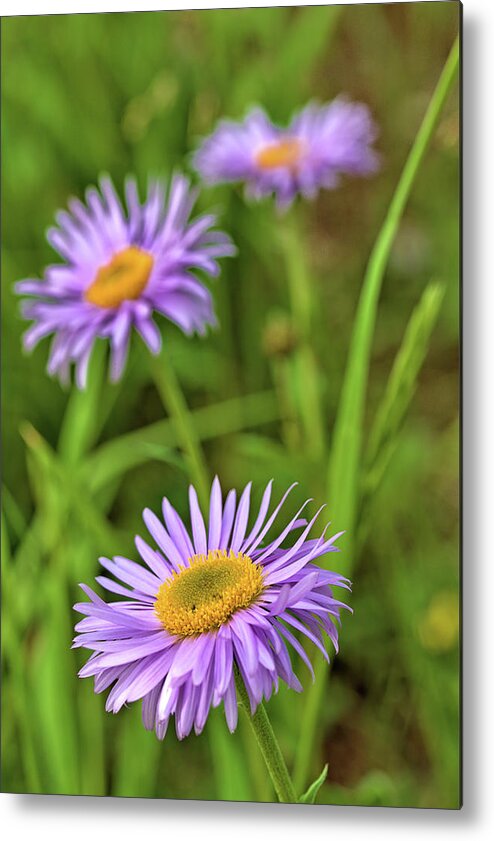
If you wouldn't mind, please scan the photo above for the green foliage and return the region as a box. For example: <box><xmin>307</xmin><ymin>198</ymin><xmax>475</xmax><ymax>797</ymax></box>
<box><xmin>1</xmin><ymin>3</ymin><xmax>459</xmax><ymax>808</ymax></box>
<box><xmin>327</xmin><ymin>37</ymin><xmax>459</xmax><ymax>572</ymax></box>
<box><xmin>299</xmin><ymin>764</ymin><xmax>328</xmax><ymax>804</ymax></box>
<box><xmin>362</xmin><ymin>281</ymin><xmax>446</xmax><ymax>510</ymax></box>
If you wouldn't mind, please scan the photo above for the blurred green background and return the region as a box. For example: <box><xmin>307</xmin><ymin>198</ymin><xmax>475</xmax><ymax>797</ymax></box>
<box><xmin>1</xmin><ymin>2</ymin><xmax>459</xmax><ymax>807</ymax></box>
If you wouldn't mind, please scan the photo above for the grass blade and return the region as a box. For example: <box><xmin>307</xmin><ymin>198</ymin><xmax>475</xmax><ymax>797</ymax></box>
<box><xmin>299</xmin><ymin>763</ymin><xmax>328</xmax><ymax>804</ymax></box>
<box><xmin>57</xmin><ymin>343</ymin><xmax>107</xmax><ymax>465</ymax></box>
<box><xmin>326</xmin><ymin>36</ymin><xmax>459</xmax><ymax>571</ymax></box>
<box><xmin>362</xmin><ymin>281</ymin><xmax>446</xmax><ymax>506</ymax></box>
<box><xmin>1</xmin><ymin>515</ymin><xmax>42</xmax><ymax>793</ymax></box>
<box><xmin>294</xmin><ymin>37</ymin><xmax>460</xmax><ymax>793</ymax></box>
<box><xmin>82</xmin><ymin>390</ymin><xmax>281</xmax><ymax>493</ymax></box>
<box><xmin>111</xmin><ymin>706</ymin><xmax>161</xmax><ymax>798</ymax></box>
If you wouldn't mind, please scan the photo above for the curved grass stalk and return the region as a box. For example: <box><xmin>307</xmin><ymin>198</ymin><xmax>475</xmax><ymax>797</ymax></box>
<box><xmin>294</xmin><ymin>36</ymin><xmax>460</xmax><ymax>793</ymax></box>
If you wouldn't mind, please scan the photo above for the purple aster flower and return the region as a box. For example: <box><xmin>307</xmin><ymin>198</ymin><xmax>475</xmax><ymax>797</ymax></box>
<box><xmin>73</xmin><ymin>478</ymin><xmax>351</xmax><ymax>740</ymax></box>
<box><xmin>15</xmin><ymin>175</ymin><xmax>236</xmax><ymax>388</ymax></box>
<box><xmin>193</xmin><ymin>98</ymin><xmax>379</xmax><ymax>210</ymax></box>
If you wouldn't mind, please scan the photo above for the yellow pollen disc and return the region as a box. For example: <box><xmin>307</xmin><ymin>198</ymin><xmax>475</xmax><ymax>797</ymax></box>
<box><xmin>84</xmin><ymin>246</ymin><xmax>154</xmax><ymax>308</ymax></box>
<box><xmin>255</xmin><ymin>138</ymin><xmax>304</xmax><ymax>170</ymax></box>
<box><xmin>154</xmin><ymin>550</ymin><xmax>264</xmax><ymax>637</ymax></box>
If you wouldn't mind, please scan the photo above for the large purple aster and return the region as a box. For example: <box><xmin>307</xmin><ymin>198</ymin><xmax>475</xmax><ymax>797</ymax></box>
<box><xmin>73</xmin><ymin>478</ymin><xmax>351</xmax><ymax>740</ymax></box>
<box><xmin>193</xmin><ymin>98</ymin><xmax>379</xmax><ymax>210</ymax></box>
<box><xmin>16</xmin><ymin>175</ymin><xmax>235</xmax><ymax>387</ymax></box>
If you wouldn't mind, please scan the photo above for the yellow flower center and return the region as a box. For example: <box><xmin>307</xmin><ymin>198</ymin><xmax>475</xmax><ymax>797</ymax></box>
<box><xmin>154</xmin><ymin>550</ymin><xmax>264</xmax><ymax>637</ymax></box>
<box><xmin>255</xmin><ymin>138</ymin><xmax>304</xmax><ymax>170</ymax></box>
<box><xmin>84</xmin><ymin>246</ymin><xmax>154</xmax><ymax>308</ymax></box>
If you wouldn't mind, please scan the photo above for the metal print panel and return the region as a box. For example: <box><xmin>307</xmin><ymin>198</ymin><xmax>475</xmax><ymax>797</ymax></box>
<box><xmin>1</xmin><ymin>1</ymin><xmax>461</xmax><ymax>808</ymax></box>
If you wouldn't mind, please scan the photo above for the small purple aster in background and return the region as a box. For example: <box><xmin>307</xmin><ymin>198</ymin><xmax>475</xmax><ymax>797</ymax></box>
<box><xmin>73</xmin><ymin>478</ymin><xmax>351</xmax><ymax>740</ymax></box>
<box><xmin>193</xmin><ymin>98</ymin><xmax>379</xmax><ymax>210</ymax></box>
<box><xmin>15</xmin><ymin>175</ymin><xmax>236</xmax><ymax>388</ymax></box>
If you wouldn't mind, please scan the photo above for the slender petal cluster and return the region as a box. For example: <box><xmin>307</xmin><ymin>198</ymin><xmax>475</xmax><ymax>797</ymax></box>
<box><xmin>193</xmin><ymin>98</ymin><xmax>379</xmax><ymax>209</ymax></box>
<box><xmin>16</xmin><ymin>175</ymin><xmax>235</xmax><ymax>387</ymax></box>
<box><xmin>73</xmin><ymin>478</ymin><xmax>351</xmax><ymax>740</ymax></box>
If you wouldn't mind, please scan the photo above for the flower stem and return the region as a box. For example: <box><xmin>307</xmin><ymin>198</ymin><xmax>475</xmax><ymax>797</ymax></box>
<box><xmin>278</xmin><ymin>213</ymin><xmax>327</xmax><ymax>464</ymax></box>
<box><xmin>235</xmin><ymin>669</ymin><xmax>298</xmax><ymax>804</ymax></box>
<box><xmin>151</xmin><ymin>350</ymin><xmax>210</xmax><ymax>509</ymax></box>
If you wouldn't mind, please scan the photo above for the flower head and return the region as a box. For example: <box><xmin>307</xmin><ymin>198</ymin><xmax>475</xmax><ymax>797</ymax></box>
<box><xmin>16</xmin><ymin>175</ymin><xmax>235</xmax><ymax>387</ymax></box>
<box><xmin>73</xmin><ymin>478</ymin><xmax>351</xmax><ymax>740</ymax></box>
<box><xmin>193</xmin><ymin>98</ymin><xmax>379</xmax><ymax>210</ymax></box>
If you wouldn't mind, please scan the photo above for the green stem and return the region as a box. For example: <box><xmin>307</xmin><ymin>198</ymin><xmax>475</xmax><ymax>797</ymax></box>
<box><xmin>279</xmin><ymin>214</ymin><xmax>326</xmax><ymax>463</ymax></box>
<box><xmin>327</xmin><ymin>35</ymin><xmax>460</xmax><ymax>570</ymax></box>
<box><xmin>58</xmin><ymin>342</ymin><xmax>107</xmax><ymax>465</ymax></box>
<box><xmin>270</xmin><ymin>357</ymin><xmax>301</xmax><ymax>453</ymax></box>
<box><xmin>150</xmin><ymin>351</ymin><xmax>210</xmax><ymax>508</ymax></box>
<box><xmin>294</xmin><ymin>36</ymin><xmax>460</xmax><ymax>793</ymax></box>
<box><xmin>280</xmin><ymin>214</ymin><xmax>312</xmax><ymax>340</ymax></box>
<box><xmin>235</xmin><ymin>670</ymin><xmax>297</xmax><ymax>804</ymax></box>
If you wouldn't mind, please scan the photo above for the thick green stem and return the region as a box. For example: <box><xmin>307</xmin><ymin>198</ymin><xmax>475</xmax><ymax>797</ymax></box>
<box><xmin>150</xmin><ymin>351</ymin><xmax>210</xmax><ymax>508</ymax></box>
<box><xmin>235</xmin><ymin>670</ymin><xmax>298</xmax><ymax>804</ymax></box>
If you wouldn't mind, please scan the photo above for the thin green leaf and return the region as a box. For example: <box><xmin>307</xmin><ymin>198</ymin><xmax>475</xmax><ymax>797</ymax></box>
<box><xmin>31</xmin><ymin>572</ymin><xmax>80</xmax><ymax>794</ymax></box>
<box><xmin>82</xmin><ymin>390</ymin><xmax>281</xmax><ymax>493</ymax></box>
<box><xmin>326</xmin><ymin>36</ymin><xmax>459</xmax><ymax>573</ymax></box>
<box><xmin>111</xmin><ymin>706</ymin><xmax>161</xmax><ymax>798</ymax></box>
<box><xmin>2</xmin><ymin>617</ymin><xmax>43</xmax><ymax>793</ymax></box>
<box><xmin>298</xmin><ymin>763</ymin><xmax>328</xmax><ymax>804</ymax></box>
<box><xmin>1</xmin><ymin>516</ymin><xmax>43</xmax><ymax>792</ymax></box>
<box><xmin>295</xmin><ymin>37</ymin><xmax>459</xmax><ymax>795</ymax></box>
<box><xmin>363</xmin><ymin>281</ymin><xmax>446</xmax><ymax>500</ymax></box>
<box><xmin>77</xmin><ymin>679</ymin><xmax>106</xmax><ymax>796</ymax></box>
<box><xmin>21</xmin><ymin>422</ymin><xmax>120</xmax><ymax>555</ymax></box>
<box><xmin>204</xmin><ymin>709</ymin><xmax>253</xmax><ymax>802</ymax></box>
<box><xmin>10</xmin><ymin>512</ymin><xmax>44</xmax><ymax>630</ymax></box>
<box><xmin>271</xmin><ymin>6</ymin><xmax>342</xmax><ymax>110</ymax></box>
<box><xmin>2</xmin><ymin>484</ymin><xmax>28</xmax><ymax>542</ymax></box>
<box><xmin>22</xmin><ymin>423</ymin><xmax>66</xmax><ymax>552</ymax></box>
<box><xmin>57</xmin><ymin>342</ymin><xmax>107</xmax><ymax>465</ymax></box>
